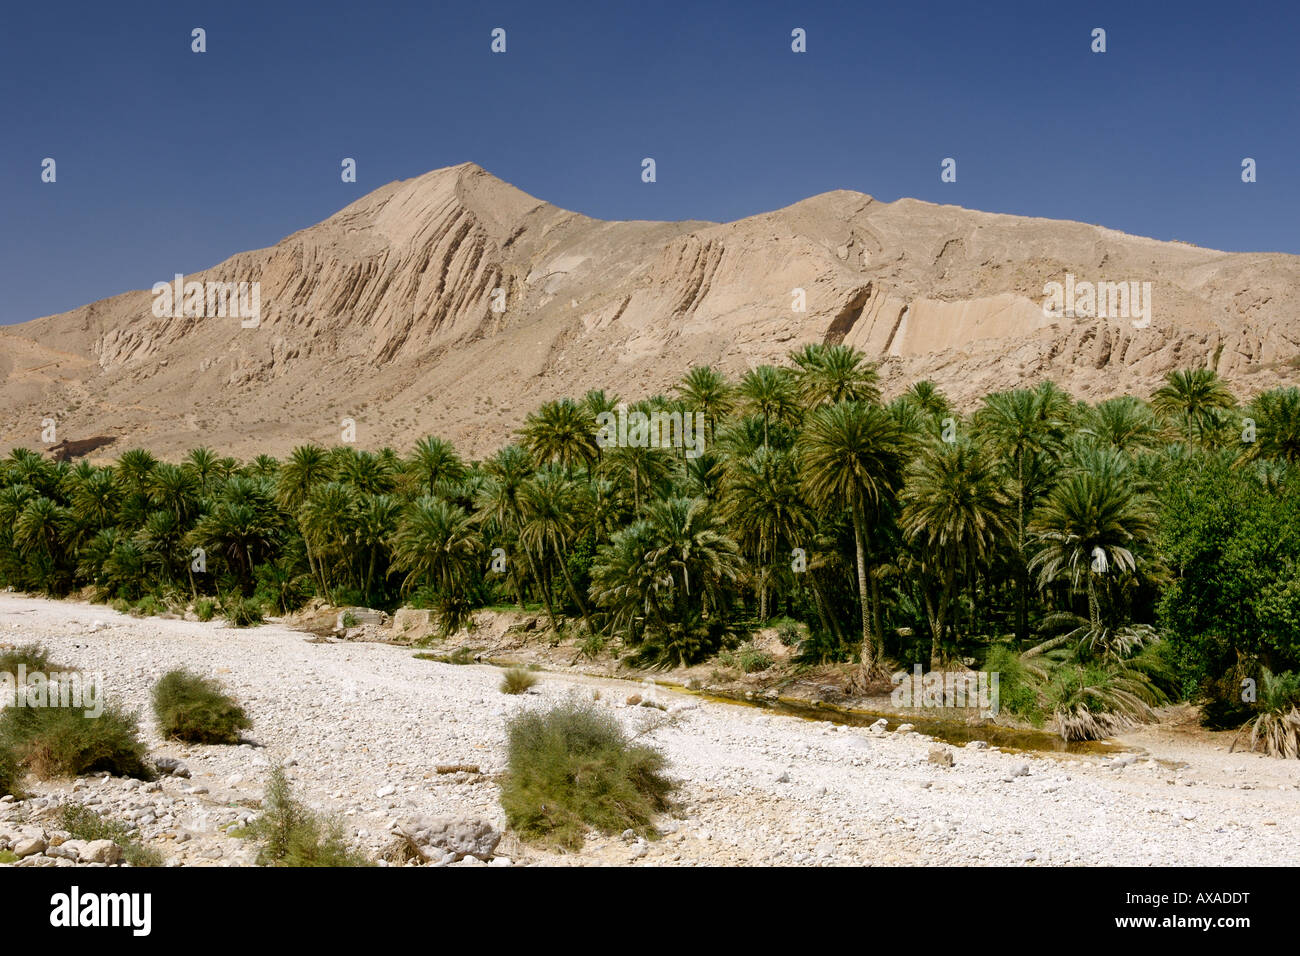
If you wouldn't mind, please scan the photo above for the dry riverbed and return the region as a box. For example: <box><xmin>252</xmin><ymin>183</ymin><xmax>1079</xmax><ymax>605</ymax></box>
<box><xmin>1</xmin><ymin>593</ymin><xmax>1297</xmax><ymax>867</ymax></box>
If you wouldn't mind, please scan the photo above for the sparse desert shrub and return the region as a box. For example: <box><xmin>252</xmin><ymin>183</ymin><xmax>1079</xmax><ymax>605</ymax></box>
<box><xmin>221</xmin><ymin>596</ymin><xmax>264</xmax><ymax>628</ymax></box>
<box><xmin>500</xmin><ymin>667</ymin><xmax>538</xmax><ymax>695</ymax></box>
<box><xmin>194</xmin><ymin>598</ymin><xmax>216</xmax><ymax>622</ymax></box>
<box><xmin>152</xmin><ymin>669</ymin><xmax>251</xmax><ymax>744</ymax></box>
<box><xmin>0</xmin><ymin>702</ymin><xmax>151</xmax><ymax>779</ymax></box>
<box><xmin>0</xmin><ymin>643</ymin><xmax>55</xmax><ymax>677</ymax></box>
<box><xmin>736</xmin><ymin>642</ymin><xmax>774</xmax><ymax>673</ymax></box>
<box><xmin>341</xmin><ymin>611</ymin><xmax>359</xmax><ymax>629</ymax></box>
<box><xmin>500</xmin><ymin>701</ymin><xmax>674</xmax><ymax>849</ymax></box>
<box><xmin>244</xmin><ymin>766</ymin><xmax>371</xmax><ymax>867</ymax></box>
<box><xmin>575</xmin><ymin>631</ymin><xmax>606</xmax><ymax>661</ymax></box>
<box><xmin>0</xmin><ymin>745</ymin><xmax>22</xmax><ymax>797</ymax></box>
<box><xmin>132</xmin><ymin>594</ymin><xmax>164</xmax><ymax>617</ymax></box>
<box><xmin>57</xmin><ymin>802</ymin><xmax>162</xmax><ymax>867</ymax></box>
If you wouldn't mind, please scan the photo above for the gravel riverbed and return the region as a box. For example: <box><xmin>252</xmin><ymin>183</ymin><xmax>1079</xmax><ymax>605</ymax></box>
<box><xmin>1</xmin><ymin>593</ymin><xmax>1296</xmax><ymax>867</ymax></box>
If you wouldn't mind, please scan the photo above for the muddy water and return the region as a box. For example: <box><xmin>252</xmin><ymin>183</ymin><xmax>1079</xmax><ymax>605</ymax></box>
<box><xmin>693</xmin><ymin>691</ymin><xmax>1129</xmax><ymax>755</ymax></box>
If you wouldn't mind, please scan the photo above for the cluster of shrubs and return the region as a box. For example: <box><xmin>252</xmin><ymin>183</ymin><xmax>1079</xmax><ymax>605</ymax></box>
<box><xmin>0</xmin><ymin>646</ymin><xmax>251</xmax><ymax>794</ymax></box>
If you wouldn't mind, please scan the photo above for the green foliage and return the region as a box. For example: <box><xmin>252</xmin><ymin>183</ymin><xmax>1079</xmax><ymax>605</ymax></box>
<box><xmin>57</xmin><ymin>802</ymin><xmax>163</xmax><ymax>867</ymax></box>
<box><xmin>983</xmin><ymin>645</ymin><xmax>1045</xmax><ymax>724</ymax></box>
<box><xmin>244</xmin><ymin>766</ymin><xmax>371</xmax><ymax>866</ymax></box>
<box><xmin>500</xmin><ymin>701</ymin><xmax>674</xmax><ymax>849</ymax></box>
<box><xmin>151</xmin><ymin>669</ymin><xmax>251</xmax><ymax>744</ymax></box>
<box><xmin>0</xmin><ymin>745</ymin><xmax>22</xmax><ymax>797</ymax></box>
<box><xmin>775</xmin><ymin>621</ymin><xmax>800</xmax><ymax>647</ymax></box>
<box><xmin>194</xmin><ymin>598</ymin><xmax>216</xmax><ymax>622</ymax></box>
<box><xmin>221</xmin><ymin>595</ymin><xmax>265</xmax><ymax>627</ymax></box>
<box><xmin>0</xmin><ymin>702</ymin><xmax>151</xmax><ymax>779</ymax></box>
<box><xmin>0</xmin><ymin>643</ymin><xmax>55</xmax><ymax>676</ymax></box>
<box><xmin>500</xmin><ymin>667</ymin><xmax>538</xmax><ymax>695</ymax></box>
<box><xmin>735</xmin><ymin>641</ymin><xmax>774</xmax><ymax>673</ymax></box>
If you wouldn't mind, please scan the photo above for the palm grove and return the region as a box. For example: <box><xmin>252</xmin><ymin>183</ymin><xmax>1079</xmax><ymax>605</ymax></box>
<box><xmin>3</xmin><ymin>347</ymin><xmax>1299</xmax><ymax>748</ymax></box>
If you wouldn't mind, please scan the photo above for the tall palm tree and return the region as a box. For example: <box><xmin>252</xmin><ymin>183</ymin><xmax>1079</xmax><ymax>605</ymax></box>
<box><xmin>391</xmin><ymin>496</ymin><xmax>482</xmax><ymax>633</ymax></box>
<box><xmin>519</xmin><ymin>398</ymin><xmax>598</xmax><ymax>473</ymax></box>
<box><xmin>900</xmin><ymin>438</ymin><xmax>1012</xmax><ymax>667</ymax></box>
<box><xmin>738</xmin><ymin>366</ymin><xmax>799</xmax><ymax>447</ymax></box>
<box><xmin>519</xmin><ymin>465</ymin><xmax>594</xmax><ymax>630</ymax></box>
<box><xmin>1029</xmin><ymin>464</ymin><xmax>1157</xmax><ymax>657</ymax></box>
<box><xmin>799</xmin><ymin>401</ymin><xmax>906</xmax><ymax>679</ymax></box>
<box><xmin>790</xmin><ymin>343</ymin><xmax>881</xmax><ymax>408</ymax></box>
<box><xmin>675</xmin><ymin>366</ymin><xmax>733</xmax><ymax>446</ymax></box>
<box><xmin>297</xmin><ymin>481</ymin><xmax>358</xmax><ymax>600</ymax></box>
<box><xmin>723</xmin><ymin>445</ymin><xmax>809</xmax><ymax>620</ymax></box>
<box><xmin>184</xmin><ymin>447</ymin><xmax>219</xmax><ymax>495</ymax></box>
<box><xmin>277</xmin><ymin>444</ymin><xmax>332</xmax><ymax>590</ymax></box>
<box><xmin>1082</xmin><ymin>396</ymin><xmax>1162</xmax><ymax>455</ymax></box>
<box><xmin>1244</xmin><ymin>386</ymin><xmax>1300</xmax><ymax>463</ymax></box>
<box><xmin>408</xmin><ymin>436</ymin><xmax>466</xmax><ymax>497</ymax></box>
<box><xmin>476</xmin><ymin>444</ymin><xmax>539</xmax><ymax>612</ymax></box>
<box><xmin>1151</xmin><ymin>368</ymin><xmax>1237</xmax><ymax>446</ymax></box>
<box><xmin>974</xmin><ymin>388</ymin><xmax>1065</xmax><ymax>642</ymax></box>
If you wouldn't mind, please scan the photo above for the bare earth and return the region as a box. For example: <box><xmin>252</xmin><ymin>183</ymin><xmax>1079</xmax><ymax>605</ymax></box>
<box><xmin>1</xmin><ymin>593</ymin><xmax>1296</xmax><ymax>867</ymax></box>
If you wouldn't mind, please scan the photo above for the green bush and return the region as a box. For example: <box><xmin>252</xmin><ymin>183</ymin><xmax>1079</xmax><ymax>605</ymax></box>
<box><xmin>132</xmin><ymin>594</ymin><xmax>164</xmax><ymax>617</ymax></box>
<box><xmin>243</xmin><ymin>766</ymin><xmax>371</xmax><ymax>867</ymax></box>
<box><xmin>0</xmin><ymin>746</ymin><xmax>22</xmax><ymax>797</ymax></box>
<box><xmin>775</xmin><ymin>621</ymin><xmax>800</xmax><ymax>647</ymax></box>
<box><xmin>736</xmin><ymin>642</ymin><xmax>774</xmax><ymax>673</ymax></box>
<box><xmin>152</xmin><ymin>669</ymin><xmax>251</xmax><ymax>744</ymax></box>
<box><xmin>983</xmin><ymin>645</ymin><xmax>1045</xmax><ymax>724</ymax></box>
<box><xmin>500</xmin><ymin>701</ymin><xmax>674</xmax><ymax>849</ymax></box>
<box><xmin>194</xmin><ymin>598</ymin><xmax>216</xmax><ymax>622</ymax></box>
<box><xmin>221</xmin><ymin>596</ymin><xmax>264</xmax><ymax>627</ymax></box>
<box><xmin>499</xmin><ymin>667</ymin><xmax>538</xmax><ymax>695</ymax></box>
<box><xmin>0</xmin><ymin>702</ymin><xmax>151</xmax><ymax>779</ymax></box>
<box><xmin>0</xmin><ymin>643</ymin><xmax>55</xmax><ymax>677</ymax></box>
<box><xmin>109</xmin><ymin>598</ymin><xmax>131</xmax><ymax>614</ymax></box>
<box><xmin>57</xmin><ymin>802</ymin><xmax>162</xmax><ymax>867</ymax></box>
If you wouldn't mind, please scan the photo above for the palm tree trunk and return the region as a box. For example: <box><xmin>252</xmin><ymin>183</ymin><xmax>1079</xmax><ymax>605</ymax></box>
<box><xmin>851</xmin><ymin>500</ymin><xmax>878</xmax><ymax>683</ymax></box>
<box><xmin>556</xmin><ymin>548</ymin><xmax>594</xmax><ymax>632</ymax></box>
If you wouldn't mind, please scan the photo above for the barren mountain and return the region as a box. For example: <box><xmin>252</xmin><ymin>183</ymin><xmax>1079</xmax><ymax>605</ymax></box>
<box><xmin>3</xmin><ymin>162</ymin><xmax>1298</xmax><ymax>460</ymax></box>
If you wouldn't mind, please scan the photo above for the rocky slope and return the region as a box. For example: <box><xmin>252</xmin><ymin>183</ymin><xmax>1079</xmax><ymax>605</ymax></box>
<box><xmin>3</xmin><ymin>163</ymin><xmax>1298</xmax><ymax>460</ymax></box>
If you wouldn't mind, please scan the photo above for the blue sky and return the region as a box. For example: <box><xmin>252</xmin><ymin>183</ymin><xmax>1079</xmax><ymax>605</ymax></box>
<box><xmin>2</xmin><ymin>0</ymin><xmax>1296</xmax><ymax>325</ymax></box>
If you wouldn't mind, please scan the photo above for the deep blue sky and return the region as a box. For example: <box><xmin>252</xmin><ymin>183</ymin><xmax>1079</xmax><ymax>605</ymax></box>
<box><xmin>3</xmin><ymin>0</ymin><xmax>1297</xmax><ymax>325</ymax></box>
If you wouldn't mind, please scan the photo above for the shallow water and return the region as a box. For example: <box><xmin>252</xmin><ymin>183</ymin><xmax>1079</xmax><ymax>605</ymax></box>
<box><xmin>693</xmin><ymin>691</ymin><xmax>1129</xmax><ymax>755</ymax></box>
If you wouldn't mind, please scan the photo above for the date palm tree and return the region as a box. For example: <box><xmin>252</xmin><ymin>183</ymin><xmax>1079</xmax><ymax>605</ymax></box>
<box><xmin>799</xmin><ymin>401</ymin><xmax>906</xmax><ymax>680</ymax></box>
<box><xmin>520</xmin><ymin>398</ymin><xmax>598</xmax><ymax>473</ymax></box>
<box><xmin>1029</xmin><ymin>463</ymin><xmax>1157</xmax><ymax>659</ymax></box>
<box><xmin>1244</xmin><ymin>386</ymin><xmax>1300</xmax><ymax>464</ymax></box>
<box><xmin>900</xmin><ymin>438</ymin><xmax>1012</xmax><ymax>667</ymax></box>
<box><xmin>974</xmin><ymin>388</ymin><xmax>1066</xmax><ymax>643</ymax></box>
<box><xmin>724</xmin><ymin>445</ymin><xmax>810</xmax><ymax>620</ymax></box>
<box><xmin>519</xmin><ymin>465</ymin><xmax>594</xmax><ymax>631</ymax></box>
<box><xmin>676</xmin><ymin>366</ymin><xmax>733</xmax><ymax>445</ymax></box>
<box><xmin>1082</xmin><ymin>396</ymin><xmax>1162</xmax><ymax>455</ymax></box>
<box><xmin>391</xmin><ymin>496</ymin><xmax>482</xmax><ymax>634</ymax></box>
<box><xmin>1151</xmin><ymin>368</ymin><xmax>1237</xmax><ymax>446</ymax></box>
<box><xmin>790</xmin><ymin>343</ymin><xmax>881</xmax><ymax>408</ymax></box>
<box><xmin>738</xmin><ymin>365</ymin><xmax>799</xmax><ymax>447</ymax></box>
<box><xmin>408</xmin><ymin>436</ymin><xmax>466</xmax><ymax>497</ymax></box>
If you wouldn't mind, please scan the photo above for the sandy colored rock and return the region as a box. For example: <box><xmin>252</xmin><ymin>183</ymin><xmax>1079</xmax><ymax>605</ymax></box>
<box><xmin>3</xmin><ymin>163</ymin><xmax>1297</xmax><ymax>461</ymax></box>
